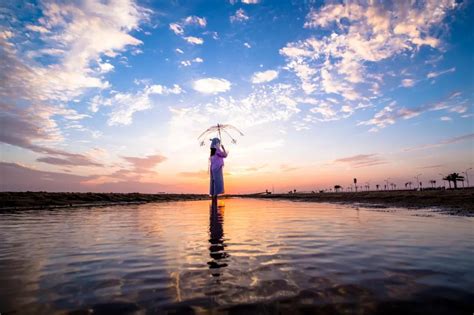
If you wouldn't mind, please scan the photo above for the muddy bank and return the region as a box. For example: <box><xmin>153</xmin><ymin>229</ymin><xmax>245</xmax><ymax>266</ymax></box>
<box><xmin>0</xmin><ymin>192</ymin><xmax>209</xmax><ymax>211</ymax></box>
<box><xmin>235</xmin><ymin>189</ymin><xmax>474</xmax><ymax>216</ymax></box>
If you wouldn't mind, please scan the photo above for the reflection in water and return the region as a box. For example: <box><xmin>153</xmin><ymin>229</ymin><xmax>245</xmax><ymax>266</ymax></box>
<box><xmin>207</xmin><ymin>200</ymin><xmax>229</xmax><ymax>276</ymax></box>
<box><xmin>0</xmin><ymin>199</ymin><xmax>473</xmax><ymax>314</ymax></box>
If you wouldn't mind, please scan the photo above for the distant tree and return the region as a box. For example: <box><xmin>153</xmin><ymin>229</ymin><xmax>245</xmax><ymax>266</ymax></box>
<box><xmin>443</xmin><ymin>173</ymin><xmax>464</xmax><ymax>189</ymax></box>
<box><xmin>293</xmin><ymin>189</ymin><xmax>297</xmax><ymax>194</ymax></box>
<box><xmin>334</xmin><ymin>185</ymin><xmax>342</xmax><ymax>192</ymax></box>
<box><xmin>376</xmin><ymin>184</ymin><xmax>380</xmax><ymax>190</ymax></box>
<box><xmin>429</xmin><ymin>180</ymin><xmax>436</xmax><ymax>188</ymax></box>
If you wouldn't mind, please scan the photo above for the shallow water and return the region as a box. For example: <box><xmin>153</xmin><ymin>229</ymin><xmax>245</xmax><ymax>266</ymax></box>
<box><xmin>0</xmin><ymin>198</ymin><xmax>473</xmax><ymax>314</ymax></box>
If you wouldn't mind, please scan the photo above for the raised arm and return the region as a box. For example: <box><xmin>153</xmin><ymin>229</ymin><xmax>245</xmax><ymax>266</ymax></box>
<box><xmin>217</xmin><ymin>145</ymin><xmax>228</xmax><ymax>158</ymax></box>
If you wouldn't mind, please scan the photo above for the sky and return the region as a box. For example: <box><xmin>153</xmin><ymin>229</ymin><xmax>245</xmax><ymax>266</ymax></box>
<box><xmin>0</xmin><ymin>0</ymin><xmax>473</xmax><ymax>193</ymax></box>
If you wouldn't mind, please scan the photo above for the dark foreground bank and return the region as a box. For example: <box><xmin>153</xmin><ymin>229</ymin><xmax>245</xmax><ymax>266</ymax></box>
<box><xmin>0</xmin><ymin>192</ymin><xmax>209</xmax><ymax>211</ymax></box>
<box><xmin>235</xmin><ymin>189</ymin><xmax>474</xmax><ymax>216</ymax></box>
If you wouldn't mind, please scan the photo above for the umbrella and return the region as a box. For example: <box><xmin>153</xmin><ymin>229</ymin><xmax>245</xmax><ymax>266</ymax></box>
<box><xmin>198</xmin><ymin>123</ymin><xmax>244</xmax><ymax>147</ymax></box>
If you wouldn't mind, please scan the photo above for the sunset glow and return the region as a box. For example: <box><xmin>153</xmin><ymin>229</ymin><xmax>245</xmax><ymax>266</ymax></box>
<box><xmin>1</xmin><ymin>0</ymin><xmax>473</xmax><ymax>193</ymax></box>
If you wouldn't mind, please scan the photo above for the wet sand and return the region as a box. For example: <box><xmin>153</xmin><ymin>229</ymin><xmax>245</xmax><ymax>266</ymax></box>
<box><xmin>236</xmin><ymin>189</ymin><xmax>474</xmax><ymax>216</ymax></box>
<box><xmin>0</xmin><ymin>192</ymin><xmax>208</xmax><ymax>211</ymax></box>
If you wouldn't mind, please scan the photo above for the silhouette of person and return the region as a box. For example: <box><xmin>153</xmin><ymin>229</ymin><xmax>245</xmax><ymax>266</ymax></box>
<box><xmin>209</xmin><ymin>138</ymin><xmax>228</xmax><ymax>202</ymax></box>
<box><xmin>207</xmin><ymin>199</ymin><xmax>229</xmax><ymax>277</ymax></box>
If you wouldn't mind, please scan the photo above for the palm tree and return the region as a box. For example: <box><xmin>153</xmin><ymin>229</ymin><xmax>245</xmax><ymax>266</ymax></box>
<box><xmin>376</xmin><ymin>184</ymin><xmax>380</xmax><ymax>190</ymax></box>
<box><xmin>429</xmin><ymin>180</ymin><xmax>436</xmax><ymax>188</ymax></box>
<box><xmin>334</xmin><ymin>185</ymin><xmax>342</xmax><ymax>192</ymax></box>
<box><xmin>443</xmin><ymin>173</ymin><xmax>465</xmax><ymax>189</ymax></box>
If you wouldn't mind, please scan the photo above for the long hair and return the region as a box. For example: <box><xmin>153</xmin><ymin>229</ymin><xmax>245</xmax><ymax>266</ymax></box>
<box><xmin>210</xmin><ymin>148</ymin><xmax>216</xmax><ymax>156</ymax></box>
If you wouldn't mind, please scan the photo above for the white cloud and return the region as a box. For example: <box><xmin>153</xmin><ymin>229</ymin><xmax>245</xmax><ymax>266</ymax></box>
<box><xmin>169</xmin><ymin>16</ymin><xmax>206</xmax><ymax>36</ymax></box>
<box><xmin>449</xmin><ymin>105</ymin><xmax>468</xmax><ymax>114</ymax></box>
<box><xmin>401</xmin><ymin>79</ymin><xmax>415</xmax><ymax>87</ymax></box>
<box><xmin>169</xmin><ymin>23</ymin><xmax>184</xmax><ymax>35</ymax></box>
<box><xmin>25</xmin><ymin>24</ymin><xmax>50</xmax><ymax>33</ymax></box>
<box><xmin>183</xmin><ymin>16</ymin><xmax>207</xmax><ymax>27</ymax></box>
<box><xmin>180</xmin><ymin>58</ymin><xmax>203</xmax><ymax>67</ymax></box>
<box><xmin>280</xmin><ymin>0</ymin><xmax>457</xmax><ymax>120</ymax></box>
<box><xmin>175</xmin><ymin>48</ymin><xmax>184</xmax><ymax>54</ymax></box>
<box><xmin>184</xmin><ymin>36</ymin><xmax>204</xmax><ymax>45</ymax></box>
<box><xmin>427</xmin><ymin>67</ymin><xmax>456</xmax><ymax>78</ymax></box>
<box><xmin>172</xmin><ymin>83</ymin><xmax>300</xmax><ymax>131</ymax></box>
<box><xmin>251</xmin><ymin>70</ymin><xmax>279</xmax><ymax>84</ymax></box>
<box><xmin>1</xmin><ymin>0</ymin><xmax>149</xmax><ymax>104</ymax></box>
<box><xmin>244</xmin><ymin>42</ymin><xmax>251</xmax><ymax>48</ymax></box>
<box><xmin>90</xmin><ymin>84</ymin><xmax>182</xmax><ymax>125</ymax></box>
<box><xmin>242</xmin><ymin>0</ymin><xmax>260</xmax><ymax>3</ymax></box>
<box><xmin>193</xmin><ymin>78</ymin><xmax>231</xmax><ymax>94</ymax></box>
<box><xmin>275</xmin><ymin>0</ymin><xmax>459</xmax><ymax>132</ymax></box>
<box><xmin>230</xmin><ymin>9</ymin><xmax>249</xmax><ymax>23</ymax></box>
<box><xmin>440</xmin><ymin>116</ymin><xmax>452</xmax><ymax>121</ymax></box>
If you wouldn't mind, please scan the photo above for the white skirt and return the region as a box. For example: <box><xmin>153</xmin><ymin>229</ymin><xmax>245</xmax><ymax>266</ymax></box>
<box><xmin>210</xmin><ymin>167</ymin><xmax>224</xmax><ymax>196</ymax></box>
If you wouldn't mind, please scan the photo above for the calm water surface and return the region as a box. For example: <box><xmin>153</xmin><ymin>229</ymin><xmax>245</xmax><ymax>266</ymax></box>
<box><xmin>0</xmin><ymin>199</ymin><xmax>473</xmax><ymax>314</ymax></box>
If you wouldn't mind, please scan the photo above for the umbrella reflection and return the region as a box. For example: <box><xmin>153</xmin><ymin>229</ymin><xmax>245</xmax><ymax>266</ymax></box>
<box><xmin>207</xmin><ymin>199</ymin><xmax>229</xmax><ymax>277</ymax></box>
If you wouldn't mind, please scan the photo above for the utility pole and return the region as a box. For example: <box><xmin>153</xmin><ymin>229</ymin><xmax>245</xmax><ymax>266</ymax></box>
<box><xmin>463</xmin><ymin>168</ymin><xmax>472</xmax><ymax>187</ymax></box>
<box><xmin>414</xmin><ymin>174</ymin><xmax>422</xmax><ymax>190</ymax></box>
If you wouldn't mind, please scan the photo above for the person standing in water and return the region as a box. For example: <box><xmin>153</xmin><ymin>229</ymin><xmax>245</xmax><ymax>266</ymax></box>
<box><xmin>209</xmin><ymin>138</ymin><xmax>227</xmax><ymax>201</ymax></box>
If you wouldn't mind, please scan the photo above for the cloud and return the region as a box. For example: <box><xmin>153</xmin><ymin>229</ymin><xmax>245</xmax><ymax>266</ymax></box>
<box><xmin>179</xmin><ymin>170</ymin><xmax>209</xmax><ymax>178</ymax></box>
<box><xmin>122</xmin><ymin>154</ymin><xmax>167</xmax><ymax>172</ymax></box>
<box><xmin>427</xmin><ymin>67</ymin><xmax>456</xmax><ymax>79</ymax></box>
<box><xmin>401</xmin><ymin>79</ymin><xmax>415</xmax><ymax>87</ymax></box>
<box><xmin>193</xmin><ymin>78</ymin><xmax>231</xmax><ymax>94</ymax></box>
<box><xmin>440</xmin><ymin>116</ymin><xmax>452</xmax><ymax>121</ymax></box>
<box><xmin>359</xmin><ymin>91</ymin><xmax>469</xmax><ymax>131</ymax></box>
<box><xmin>183</xmin><ymin>36</ymin><xmax>204</xmax><ymax>45</ymax></box>
<box><xmin>175</xmin><ymin>48</ymin><xmax>184</xmax><ymax>54</ymax></box>
<box><xmin>183</xmin><ymin>16</ymin><xmax>207</xmax><ymax>27</ymax></box>
<box><xmin>244</xmin><ymin>42</ymin><xmax>251</xmax><ymax>48</ymax></box>
<box><xmin>0</xmin><ymin>162</ymin><xmax>171</xmax><ymax>193</ymax></box>
<box><xmin>403</xmin><ymin>133</ymin><xmax>474</xmax><ymax>152</ymax></box>
<box><xmin>36</xmin><ymin>155</ymin><xmax>102</xmax><ymax>167</ymax></box>
<box><xmin>25</xmin><ymin>24</ymin><xmax>50</xmax><ymax>33</ymax></box>
<box><xmin>242</xmin><ymin>0</ymin><xmax>260</xmax><ymax>3</ymax></box>
<box><xmin>334</xmin><ymin>154</ymin><xmax>386</xmax><ymax>168</ymax></box>
<box><xmin>180</xmin><ymin>57</ymin><xmax>204</xmax><ymax>67</ymax></box>
<box><xmin>90</xmin><ymin>84</ymin><xmax>183</xmax><ymax>125</ymax></box>
<box><xmin>169</xmin><ymin>23</ymin><xmax>184</xmax><ymax>35</ymax></box>
<box><xmin>230</xmin><ymin>9</ymin><xmax>249</xmax><ymax>23</ymax></box>
<box><xmin>0</xmin><ymin>103</ymin><xmax>100</xmax><ymax>166</ymax></box>
<box><xmin>279</xmin><ymin>0</ymin><xmax>457</xmax><ymax>126</ymax></box>
<box><xmin>449</xmin><ymin>105</ymin><xmax>468</xmax><ymax>114</ymax></box>
<box><xmin>173</xmin><ymin>84</ymin><xmax>299</xmax><ymax>131</ymax></box>
<box><xmin>2</xmin><ymin>0</ymin><xmax>149</xmax><ymax>103</ymax></box>
<box><xmin>251</xmin><ymin>70</ymin><xmax>279</xmax><ymax>84</ymax></box>
<box><xmin>169</xmin><ymin>15</ymin><xmax>207</xmax><ymax>37</ymax></box>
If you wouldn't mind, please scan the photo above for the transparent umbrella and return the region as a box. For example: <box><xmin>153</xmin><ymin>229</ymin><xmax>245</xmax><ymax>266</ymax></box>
<box><xmin>198</xmin><ymin>123</ymin><xmax>244</xmax><ymax>147</ymax></box>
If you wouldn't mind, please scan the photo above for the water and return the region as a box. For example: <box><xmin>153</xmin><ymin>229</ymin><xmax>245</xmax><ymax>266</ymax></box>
<box><xmin>0</xmin><ymin>198</ymin><xmax>473</xmax><ymax>314</ymax></box>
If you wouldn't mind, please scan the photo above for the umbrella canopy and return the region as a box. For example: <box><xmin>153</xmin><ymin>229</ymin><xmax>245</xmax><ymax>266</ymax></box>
<box><xmin>198</xmin><ymin>123</ymin><xmax>244</xmax><ymax>147</ymax></box>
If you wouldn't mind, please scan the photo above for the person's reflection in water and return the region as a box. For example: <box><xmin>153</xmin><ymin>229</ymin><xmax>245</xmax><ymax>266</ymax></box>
<box><xmin>207</xmin><ymin>199</ymin><xmax>229</xmax><ymax>277</ymax></box>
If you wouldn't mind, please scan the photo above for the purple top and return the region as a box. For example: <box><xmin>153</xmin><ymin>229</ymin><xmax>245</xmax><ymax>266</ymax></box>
<box><xmin>210</xmin><ymin>147</ymin><xmax>227</xmax><ymax>171</ymax></box>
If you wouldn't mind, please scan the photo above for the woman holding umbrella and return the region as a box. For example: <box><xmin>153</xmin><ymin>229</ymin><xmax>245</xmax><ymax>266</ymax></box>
<box><xmin>198</xmin><ymin>123</ymin><xmax>243</xmax><ymax>200</ymax></box>
<box><xmin>209</xmin><ymin>137</ymin><xmax>227</xmax><ymax>201</ymax></box>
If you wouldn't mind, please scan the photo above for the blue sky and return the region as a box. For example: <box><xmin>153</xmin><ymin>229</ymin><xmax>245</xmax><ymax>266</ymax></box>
<box><xmin>0</xmin><ymin>0</ymin><xmax>473</xmax><ymax>193</ymax></box>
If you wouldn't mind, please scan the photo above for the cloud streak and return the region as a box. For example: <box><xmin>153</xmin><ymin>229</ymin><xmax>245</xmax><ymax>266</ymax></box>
<box><xmin>334</xmin><ymin>154</ymin><xmax>386</xmax><ymax>168</ymax></box>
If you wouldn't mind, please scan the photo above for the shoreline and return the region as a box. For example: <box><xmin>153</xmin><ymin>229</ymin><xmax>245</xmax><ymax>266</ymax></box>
<box><xmin>1</xmin><ymin>190</ymin><xmax>473</xmax><ymax>216</ymax></box>
<box><xmin>234</xmin><ymin>189</ymin><xmax>474</xmax><ymax>216</ymax></box>
<box><xmin>0</xmin><ymin>192</ymin><xmax>209</xmax><ymax>212</ymax></box>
